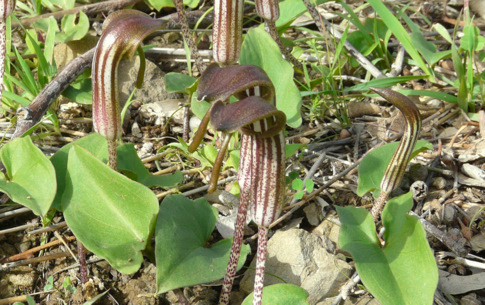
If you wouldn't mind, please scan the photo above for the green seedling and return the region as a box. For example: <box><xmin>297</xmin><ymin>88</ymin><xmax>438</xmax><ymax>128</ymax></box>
<box><xmin>287</xmin><ymin>172</ymin><xmax>314</xmax><ymax>200</ymax></box>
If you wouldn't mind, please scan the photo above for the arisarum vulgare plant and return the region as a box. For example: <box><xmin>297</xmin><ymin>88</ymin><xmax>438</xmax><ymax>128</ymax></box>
<box><xmin>337</xmin><ymin>87</ymin><xmax>438</xmax><ymax>305</ymax></box>
<box><xmin>92</xmin><ymin>10</ymin><xmax>165</xmax><ymax>169</ymax></box>
<box><xmin>189</xmin><ymin>63</ymin><xmax>286</xmax><ymax>305</ymax></box>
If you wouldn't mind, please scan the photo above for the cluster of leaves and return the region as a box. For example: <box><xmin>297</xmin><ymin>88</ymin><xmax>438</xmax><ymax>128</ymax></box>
<box><xmin>0</xmin><ymin>134</ymin><xmax>250</xmax><ymax>295</ymax></box>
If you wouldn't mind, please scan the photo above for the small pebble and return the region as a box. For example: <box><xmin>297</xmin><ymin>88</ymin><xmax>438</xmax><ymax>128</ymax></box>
<box><xmin>408</xmin><ymin>163</ymin><xmax>428</xmax><ymax>182</ymax></box>
<box><xmin>427</xmin><ymin>99</ymin><xmax>443</xmax><ymax>108</ymax></box>
<box><xmin>132</xmin><ymin>122</ymin><xmax>142</xmax><ymax>138</ymax></box>
<box><xmin>339</xmin><ymin>128</ymin><xmax>351</xmax><ymax>139</ymax></box>
<box><xmin>190</xmin><ymin>116</ymin><xmax>202</xmax><ymax>132</ymax></box>
<box><xmin>163</xmin><ymin>32</ymin><xmax>181</xmax><ymax>44</ymax></box>
<box><xmin>432</xmin><ymin>177</ymin><xmax>447</xmax><ymax>189</ymax></box>
<box><xmin>442</xmin><ymin>204</ymin><xmax>456</xmax><ymax>224</ymax></box>
<box><xmin>460</xmin><ymin>293</ymin><xmax>480</xmax><ymax>305</ymax></box>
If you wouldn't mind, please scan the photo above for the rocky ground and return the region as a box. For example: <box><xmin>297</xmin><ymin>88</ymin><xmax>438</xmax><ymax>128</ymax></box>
<box><xmin>1</xmin><ymin>0</ymin><xmax>485</xmax><ymax>304</ymax></box>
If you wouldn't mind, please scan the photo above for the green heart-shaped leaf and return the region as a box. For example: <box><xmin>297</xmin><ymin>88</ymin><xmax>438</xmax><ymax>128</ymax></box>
<box><xmin>50</xmin><ymin>133</ymin><xmax>108</xmax><ymax>211</ymax></box>
<box><xmin>357</xmin><ymin>140</ymin><xmax>432</xmax><ymax>198</ymax></box>
<box><xmin>117</xmin><ymin>143</ymin><xmax>182</xmax><ymax>188</ymax></box>
<box><xmin>242</xmin><ymin>284</ymin><xmax>309</xmax><ymax>305</ymax></box>
<box><xmin>0</xmin><ymin>137</ymin><xmax>56</xmax><ymax>217</ymax></box>
<box><xmin>337</xmin><ymin>192</ymin><xmax>438</xmax><ymax>305</ymax></box>
<box><xmin>165</xmin><ymin>72</ymin><xmax>197</xmax><ymax>94</ymax></box>
<box><xmin>156</xmin><ymin>195</ymin><xmax>250</xmax><ymax>294</ymax></box>
<box><xmin>62</xmin><ymin>145</ymin><xmax>159</xmax><ymax>274</ymax></box>
<box><xmin>56</xmin><ymin>12</ymin><xmax>89</xmax><ymax>42</ymax></box>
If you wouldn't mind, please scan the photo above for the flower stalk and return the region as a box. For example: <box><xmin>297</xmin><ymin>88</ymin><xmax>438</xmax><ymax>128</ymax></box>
<box><xmin>369</xmin><ymin>87</ymin><xmax>422</xmax><ymax>221</ymax></box>
<box><xmin>254</xmin><ymin>0</ymin><xmax>302</xmax><ymax>69</ymax></box>
<box><xmin>0</xmin><ymin>0</ymin><xmax>15</xmax><ymax>102</ymax></box>
<box><xmin>172</xmin><ymin>0</ymin><xmax>206</xmax><ymax>72</ymax></box>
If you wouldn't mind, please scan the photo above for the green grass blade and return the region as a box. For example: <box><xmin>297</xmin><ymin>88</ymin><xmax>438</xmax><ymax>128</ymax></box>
<box><xmin>344</xmin><ymin>75</ymin><xmax>423</xmax><ymax>92</ymax></box>
<box><xmin>366</xmin><ymin>0</ymin><xmax>433</xmax><ymax>78</ymax></box>
<box><xmin>2</xmin><ymin>91</ymin><xmax>31</xmax><ymax>106</ymax></box>
<box><xmin>12</xmin><ymin>47</ymin><xmax>38</xmax><ymax>95</ymax></box>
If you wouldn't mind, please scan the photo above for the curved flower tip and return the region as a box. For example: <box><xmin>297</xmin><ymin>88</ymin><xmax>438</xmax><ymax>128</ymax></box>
<box><xmin>92</xmin><ymin>10</ymin><xmax>165</xmax><ymax>140</ymax></box>
<box><xmin>370</xmin><ymin>87</ymin><xmax>422</xmax><ymax>195</ymax></box>
<box><xmin>210</xmin><ymin>98</ymin><xmax>286</xmax><ymax>138</ymax></box>
<box><xmin>197</xmin><ymin>64</ymin><xmax>275</xmax><ymax>103</ymax></box>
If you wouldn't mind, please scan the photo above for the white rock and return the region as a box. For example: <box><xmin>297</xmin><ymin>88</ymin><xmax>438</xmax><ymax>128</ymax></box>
<box><xmin>461</xmin><ymin>163</ymin><xmax>485</xmax><ymax>181</ymax></box>
<box><xmin>240</xmin><ymin>228</ymin><xmax>352</xmax><ymax>305</ymax></box>
<box><xmin>139</xmin><ymin>99</ymin><xmax>185</xmax><ymax>126</ymax></box>
<box><xmin>118</xmin><ymin>57</ymin><xmax>177</xmax><ymax>107</ymax></box>
<box><xmin>438</xmin><ymin>270</ymin><xmax>485</xmax><ymax>294</ymax></box>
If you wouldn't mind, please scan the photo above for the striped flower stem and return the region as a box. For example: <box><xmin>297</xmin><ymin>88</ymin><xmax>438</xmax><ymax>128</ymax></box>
<box><xmin>219</xmin><ymin>119</ymin><xmax>285</xmax><ymax>305</ymax></box>
<box><xmin>253</xmin><ymin>226</ymin><xmax>268</xmax><ymax>305</ymax></box>
<box><xmin>369</xmin><ymin>87</ymin><xmax>422</xmax><ymax>221</ymax></box>
<box><xmin>213</xmin><ymin>0</ymin><xmax>243</xmax><ymax>65</ymax></box>
<box><xmin>218</xmin><ymin>189</ymin><xmax>249</xmax><ymax>305</ymax></box>
<box><xmin>0</xmin><ymin>0</ymin><xmax>15</xmax><ymax>102</ymax></box>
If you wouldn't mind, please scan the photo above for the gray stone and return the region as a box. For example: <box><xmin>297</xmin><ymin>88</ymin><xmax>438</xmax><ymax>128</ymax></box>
<box><xmin>7</xmin><ymin>266</ymin><xmax>36</xmax><ymax>287</ymax></box>
<box><xmin>139</xmin><ymin>98</ymin><xmax>185</xmax><ymax>126</ymax></box>
<box><xmin>304</xmin><ymin>202</ymin><xmax>324</xmax><ymax>226</ymax></box>
<box><xmin>431</xmin><ymin>177</ymin><xmax>447</xmax><ymax>190</ymax></box>
<box><xmin>240</xmin><ymin>228</ymin><xmax>352</xmax><ymax>305</ymax></box>
<box><xmin>118</xmin><ymin>57</ymin><xmax>178</xmax><ymax>108</ymax></box>
<box><xmin>312</xmin><ymin>218</ymin><xmax>341</xmax><ymax>247</ymax></box>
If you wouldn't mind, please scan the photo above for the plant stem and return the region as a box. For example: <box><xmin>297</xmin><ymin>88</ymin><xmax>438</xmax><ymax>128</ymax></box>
<box><xmin>371</xmin><ymin>191</ymin><xmax>389</xmax><ymax>222</ymax></box>
<box><xmin>253</xmin><ymin>226</ymin><xmax>268</xmax><ymax>305</ymax></box>
<box><xmin>0</xmin><ymin>19</ymin><xmax>6</xmax><ymax>104</ymax></box>
<box><xmin>218</xmin><ymin>193</ymin><xmax>249</xmax><ymax>305</ymax></box>
<box><xmin>13</xmin><ymin>48</ymin><xmax>95</xmax><ymax>139</ymax></box>
<box><xmin>107</xmin><ymin>139</ymin><xmax>118</xmax><ymax>171</ymax></box>
<box><xmin>265</xmin><ymin>20</ymin><xmax>302</xmax><ymax>70</ymax></box>
<box><xmin>208</xmin><ymin>134</ymin><xmax>231</xmax><ymax>193</ymax></box>
<box><xmin>173</xmin><ymin>0</ymin><xmax>206</xmax><ymax>73</ymax></box>
<box><xmin>77</xmin><ymin>240</ymin><xmax>88</xmax><ymax>284</ymax></box>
